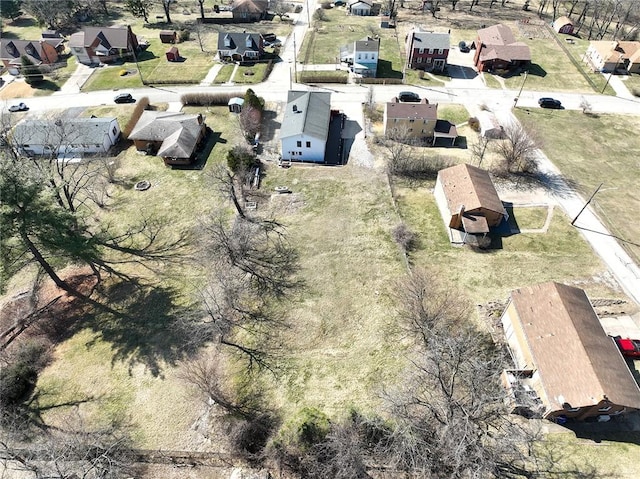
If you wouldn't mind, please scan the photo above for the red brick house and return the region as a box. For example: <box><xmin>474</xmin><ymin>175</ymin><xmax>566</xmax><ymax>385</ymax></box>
<box><xmin>473</xmin><ymin>24</ymin><xmax>531</xmax><ymax>73</ymax></box>
<box><xmin>0</xmin><ymin>38</ymin><xmax>61</xmax><ymax>72</ymax></box>
<box><xmin>69</xmin><ymin>25</ymin><xmax>139</xmax><ymax>65</ymax></box>
<box><xmin>405</xmin><ymin>30</ymin><xmax>449</xmax><ymax>72</ymax></box>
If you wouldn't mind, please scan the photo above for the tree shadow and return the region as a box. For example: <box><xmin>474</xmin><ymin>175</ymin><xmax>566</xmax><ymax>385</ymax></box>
<box><xmin>560</xmin><ymin>411</ymin><xmax>640</xmax><ymax>446</ymax></box>
<box><xmin>84</xmin><ymin>280</ymin><xmax>202</xmax><ymax>377</ymax></box>
<box><xmin>527</xmin><ymin>63</ymin><xmax>547</xmax><ymax>77</ymax></box>
<box><xmin>33</xmin><ymin>80</ymin><xmax>61</xmax><ymax>92</ymax></box>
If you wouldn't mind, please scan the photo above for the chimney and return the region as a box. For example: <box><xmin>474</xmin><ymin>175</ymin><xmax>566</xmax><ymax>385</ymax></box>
<box><xmin>293</xmin><ymin>104</ymin><xmax>298</xmax><ymax>112</ymax></box>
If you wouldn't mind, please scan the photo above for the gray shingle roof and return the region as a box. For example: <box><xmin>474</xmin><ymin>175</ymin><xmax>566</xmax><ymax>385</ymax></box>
<box><xmin>280</xmin><ymin>91</ymin><xmax>331</xmax><ymax>140</ymax></box>
<box><xmin>128</xmin><ymin>111</ymin><xmax>204</xmax><ymax>159</ymax></box>
<box><xmin>217</xmin><ymin>32</ymin><xmax>262</xmax><ymax>55</ymax></box>
<box><xmin>0</xmin><ymin>40</ymin><xmax>47</xmax><ymax>65</ymax></box>
<box><xmin>69</xmin><ymin>26</ymin><xmax>132</xmax><ymax>49</ymax></box>
<box><xmin>12</xmin><ymin>118</ymin><xmax>117</xmax><ymax>146</ymax></box>
<box><xmin>409</xmin><ymin>31</ymin><xmax>450</xmax><ymax>50</ymax></box>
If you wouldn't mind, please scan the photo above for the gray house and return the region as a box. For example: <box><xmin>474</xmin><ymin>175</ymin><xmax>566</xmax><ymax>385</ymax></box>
<box><xmin>12</xmin><ymin>118</ymin><xmax>121</xmax><ymax>158</ymax></box>
<box><xmin>217</xmin><ymin>32</ymin><xmax>264</xmax><ymax>62</ymax></box>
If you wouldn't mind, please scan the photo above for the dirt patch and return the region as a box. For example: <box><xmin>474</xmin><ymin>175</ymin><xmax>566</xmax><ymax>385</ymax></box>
<box><xmin>0</xmin><ymin>80</ymin><xmax>36</xmax><ymax>100</ymax></box>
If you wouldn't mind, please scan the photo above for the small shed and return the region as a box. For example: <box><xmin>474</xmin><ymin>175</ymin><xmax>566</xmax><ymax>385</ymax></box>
<box><xmin>380</xmin><ymin>15</ymin><xmax>391</xmax><ymax>28</ymax></box>
<box><xmin>166</xmin><ymin>46</ymin><xmax>180</xmax><ymax>62</ymax></box>
<box><xmin>160</xmin><ymin>30</ymin><xmax>177</xmax><ymax>44</ymax></box>
<box><xmin>553</xmin><ymin>16</ymin><xmax>574</xmax><ymax>35</ymax></box>
<box><xmin>228</xmin><ymin>97</ymin><xmax>245</xmax><ymax>113</ymax></box>
<box><xmin>477</xmin><ymin>111</ymin><xmax>504</xmax><ymax>139</ymax></box>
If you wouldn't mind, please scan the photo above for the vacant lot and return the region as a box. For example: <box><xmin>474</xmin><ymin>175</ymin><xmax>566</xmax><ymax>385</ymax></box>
<box><xmin>515</xmin><ymin>109</ymin><xmax>640</xmax><ymax>266</ymax></box>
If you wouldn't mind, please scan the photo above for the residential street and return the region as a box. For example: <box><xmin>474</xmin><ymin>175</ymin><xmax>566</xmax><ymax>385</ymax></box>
<box><xmin>2</xmin><ymin>31</ymin><xmax>640</xmax><ymax>305</ymax></box>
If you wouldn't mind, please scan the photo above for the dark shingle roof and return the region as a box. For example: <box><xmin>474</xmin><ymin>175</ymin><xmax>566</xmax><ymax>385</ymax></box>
<box><xmin>217</xmin><ymin>32</ymin><xmax>262</xmax><ymax>55</ymax></box>
<box><xmin>12</xmin><ymin>118</ymin><xmax>117</xmax><ymax>146</ymax></box>
<box><xmin>128</xmin><ymin>111</ymin><xmax>204</xmax><ymax>159</ymax></box>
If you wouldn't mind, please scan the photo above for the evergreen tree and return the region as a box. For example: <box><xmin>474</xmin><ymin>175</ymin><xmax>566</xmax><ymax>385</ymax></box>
<box><xmin>20</xmin><ymin>54</ymin><xmax>43</xmax><ymax>85</ymax></box>
<box><xmin>0</xmin><ymin>0</ymin><xmax>23</xmax><ymax>21</ymax></box>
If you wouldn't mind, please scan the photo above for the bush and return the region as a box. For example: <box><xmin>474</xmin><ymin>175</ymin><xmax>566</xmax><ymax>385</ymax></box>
<box><xmin>298</xmin><ymin>71</ymin><xmax>348</xmax><ymax>84</ymax></box>
<box><xmin>181</xmin><ymin>91</ymin><xmax>245</xmax><ymax>106</ymax></box>
<box><xmin>468</xmin><ymin>117</ymin><xmax>480</xmax><ymax>132</ymax></box>
<box><xmin>229</xmin><ymin>413</ymin><xmax>279</xmax><ymax>456</ymax></box>
<box><xmin>122</xmin><ymin>96</ymin><xmax>150</xmax><ymax>139</ymax></box>
<box><xmin>631</xmin><ymin>87</ymin><xmax>640</xmax><ymax>98</ymax></box>
<box><xmin>313</xmin><ymin>7</ymin><xmax>327</xmax><ymax>21</ymax></box>
<box><xmin>392</xmin><ymin>223</ymin><xmax>417</xmax><ymax>252</ymax></box>
<box><xmin>227</xmin><ymin>145</ymin><xmax>258</xmax><ymax>173</ymax></box>
<box><xmin>321</xmin><ymin>1</ymin><xmax>332</xmax><ymax>7</ymax></box>
<box><xmin>179</xmin><ymin>29</ymin><xmax>190</xmax><ymax>42</ymax></box>
<box><xmin>0</xmin><ymin>340</ymin><xmax>50</xmax><ymax>409</ymax></box>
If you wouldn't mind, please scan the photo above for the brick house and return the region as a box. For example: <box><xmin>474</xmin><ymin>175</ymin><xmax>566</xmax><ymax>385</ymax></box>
<box><xmin>405</xmin><ymin>29</ymin><xmax>449</xmax><ymax>72</ymax></box>
<box><xmin>69</xmin><ymin>25</ymin><xmax>139</xmax><ymax>65</ymax></box>
<box><xmin>473</xmin><ymin>24</ymin><xmax>531</xmax><ymax>73</ymax></box>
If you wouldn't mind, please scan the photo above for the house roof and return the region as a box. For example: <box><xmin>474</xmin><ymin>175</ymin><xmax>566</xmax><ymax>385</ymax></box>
<box><xmin>409</xmin><ymin>31</ymin><xmax>450</xmax><ymax>50</ymax></box>
<box><xmin>231</xmin><ymin>0</ymin><xmax>268</xmax><ymax>13</ymax></box>
<box><xmin>477</xmin><ymin>23</ymin><xmax>531</xmax><ymax>62</ymax></box>
<box><xmin>355</xmin><ymin>36</ymin><xmax>380</xmax><ymax>52</ymax></box>
<box><xmin>69</xmin><ymin>26</ymin><xmax>132</xmax><ymax>49</ymax></box>
<box><xmin>280</xmin><ymin>90</ymin><xmax>331</xmax><ymax>141</ymax></box>
<box><xmin>437</xmin><ymin>163</ymin><xmax>506</xmax><ymax>216</ymax></box>
<box><xmin>385</xmin><ymin>100</ymin><xmax>438</xmax><ymax>121</ymax></box>
<box><xmin>12</xmin><ymin>118</ymin><xmax>117</xmax><ymax>146</ymax></box>
<box><xmin>552</xmin><ymin>16</ymin><xmax>573</xmax><ymax>29</ymax></box>
<box><xmin>217</xmin><ymin>32</ymin><xmax>262</xmax><ymax>55</ymax></box>
<box><xmin>348</xmin><ymin>0</ymin><xmax>373</xmax><ymax>7</ymax></box>
<box><xmin>434</xmin><ymin>119</ymin><xmax>457</xmax><ymax>137</ymax></box>
<box><xmin>590</xmin><ymin>40</ymin><xmax>640</xmax><ymax>64</ymax></box>
<box><xmin>0</xmin><ymin>39</ymin><xmax>49</xmax><ymax>66</ymax></box>
<box><xmin>128</xmin><ymin>111</ymin><xmax>204</xmax><ymax>159</ymax></box>
<box><xmin>508</xmin><ymin>282</ymin><xmax>640</xmax><ymax>412</ymax></box>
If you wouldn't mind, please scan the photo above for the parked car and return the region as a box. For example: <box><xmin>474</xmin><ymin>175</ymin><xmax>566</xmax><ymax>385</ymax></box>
<box><xmin>8</xmin><ymin>102</ymin><xmax>28</xmax><ymax>112</ymax></box>
<box><xmin>114</xmin><ymin>93</ymin><xmax>135</xmax><ymax>104</ymax></box>
<box><xmin>458</xmin><ymin>41</ymin><xmax>470</xmax><ymax>53</ymax></box>
<box><xmin>538</xmin><ymin>97</ymin><xmax>562</xmax><ymax>109</ymax></box>
<box><xmin>614</xmin><ymin>336</ymin><xmax>640</xmax><ymax>358</ymax></box>
<box><xmin>398</xmin><ymin>91</ymin><xmax>420</xmax><ymax>102</ymax></box>
<box><xmin>262</xmin><ymin>33</ymin><xmax>277</xmax><ymax>43</ymax></box>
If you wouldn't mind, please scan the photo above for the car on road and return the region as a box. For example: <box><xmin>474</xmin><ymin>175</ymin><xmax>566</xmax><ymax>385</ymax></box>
<box><xmin>538</xmin><ymin>97</ymin><xmax>562</xmax><ymax>109</ymax></box>
<box><xmin>8</xmin><ymin>102</ymin><xmax>28</xmax><ymax>112</ymax></box>
<box><xmin>398</xmin><ymin>91</ymin><xmax>420</xmax><ymax>103</ymax></box>
<box><xmin>114</xmin><ymin>93</ymin><xmax>135</xmax><ymax>104</ymax></box>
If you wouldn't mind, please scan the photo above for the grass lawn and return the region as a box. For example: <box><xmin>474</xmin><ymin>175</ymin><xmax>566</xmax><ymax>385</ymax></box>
<box><xmin>622</xmin><ymin>73</ymin><xmax>640</xmax><ymax>97</ymax></box>
<box><xmin>234</xmin><ymin>62</ymin><xmax>269</xmax><ymax>84</ymax></box>
<box><xmin>511</xmin><ymin>206</ymin><xmax>549</xmax><ymax>230</ymax></box>
<box><xmin>515</xmin><ymin>108</ymin><xmax>640</xmax><ymax>266</ymax></box>
<box><xmin>437</xmin><ymin>104</ymin><xmax>470</xmax><ymax>125</ymax></box>
<box><xmin>300</xmin><ymin>8</ymin><xmax>403</xmax><ymax>78</ymax></box>
<box><xmin>213</xmin><ymin>63</ymin><xmax>235</xmax><ymax>83</ymax></box>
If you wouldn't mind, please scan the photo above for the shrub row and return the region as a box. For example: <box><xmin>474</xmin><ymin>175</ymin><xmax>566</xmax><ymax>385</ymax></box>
<box><xmin>181</xmin><ymin>91</ymin><xmax>245</xmax><ymax>106</ymax></box>
<box><xmin>356</xmin><ymin>77</ymin><xmax>403</xmax><ymax>85</ymax></box>
<box><xmin>262</xmin><ymin>59</ymin><xmax>275</xmax><ymax>82</ymax></box>
<box><xmin>122</xmin><ymin>96</ymin><xmax>150</xmax><ymax>139</ymax></box>
<box><xmin>146</xmin><ymin>79</ymin><xmax>200</xmax><ymax>85</ymax></box>
<box><xmin>298</xmin><ymin>71</ymin><xmax>348</xmax><ymax>84</ymax></box>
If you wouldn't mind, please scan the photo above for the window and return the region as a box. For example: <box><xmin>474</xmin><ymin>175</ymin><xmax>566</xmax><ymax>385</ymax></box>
<box><xmin>409</xmin><ymin>119</ymin><xmax>415</xmax><ymax>123</ymax></box>
<box><xmin>306</xmin><ymin>141</ymin><xmax>311</xmax><ymax>148</ymax></box>
<box><xmin>408</xmin><ymin>128</ymin><xmax>413</xmax><ymax>132</ymax></box>
<box><xmin>298</xmin><ymin>151</ymin><xmax>302</xmax><ymax>156</ymax></box>
<box><xmin>364</xmin><ymin>53</ymin><xmax>368</xmax><ymax>59</ymax></box>
<box><xmin>416</xmin><ymin>57</ymin><xmax>422</xmax><ymax>63</ymax></box>
<box><xmin>426</xmin><ymin>58</ymin><xmax>432</xmax><ymax>63</ymax></box>
<box><xmin>112</xmin><ymin>126</ymin><xmax>118</xmax><ymax>135</ymax></box>
<box><xmin>438</xmin><ymin>48</ymin><xmax>443</xmax><ymax>54</ymax></box>
<box><xmin>598</xmin><ymin>406</ymin><xmax>612</xmax><ymax>412</ymax></box>
<box><xmin>296</xmin><ymin>141</ymin><xmax>302</xmax><ymax>147</ymax></box>
<box><xmin>357</xmin><ymin>53</ymin><xmax>361</xmax><ymax>60</ymax></box>
<box><xmin>418</xmin><ymin>48</ymin><xmax>423</xmax><ymax>54</ymax></box>
<box><xmin>428</xmin><ymin>48</ymin><xmax>433</xmax><ymax>54</ymax></box>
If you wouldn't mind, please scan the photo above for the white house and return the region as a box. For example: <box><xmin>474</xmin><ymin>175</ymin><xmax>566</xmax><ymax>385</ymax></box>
<box><xmin>280</xmin><ymin>91</ymin><xmax>331</xmax><ymax>163</ymax></box>
<box><xmin>348</xmin><ymin>0</ymin><xmax>373</xmax><ymax>16</ymax></box>
<box><xmin>12</xmin><ymin>118</ymin><xmax>121</xmax><ymax>157</ymax></box>
<box><xmin>340</xmin><ymin>36</ymin><xmax>380</xmax><ymax>77</ymax></box>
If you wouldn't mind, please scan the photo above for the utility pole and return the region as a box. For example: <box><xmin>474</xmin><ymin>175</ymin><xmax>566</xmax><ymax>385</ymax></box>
<box><xmin>571</xmin><ymin>183</ymin><xmax>603</xmax><ymax>226</ymax></box>
<box><xmin>513</xmin><ymin>69</ymin><xmax>528</xmax><ymax>108</ymax></box>
<box><xmin>602</xmin><ymin>54</ymin><xmax>622</xmax><ymax>93</ymax></box>
<box><xmin>306</xmin><ymin>0</ymin><xmax>310</xmax><ymax>25</ymax></box>
<box><xmin>293</xmin><ymin>32</ymin><xmax>298</xmax><ymax>84</ymax></box>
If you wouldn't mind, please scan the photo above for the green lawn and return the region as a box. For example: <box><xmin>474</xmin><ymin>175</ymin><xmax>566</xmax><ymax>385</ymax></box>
<box><xmin>437</xmin><ymin>104</ymin><xmax>469</xmax><ymax>125</ymax></box>
<box><xmin>234</xmin><ymin>62</ymin><xmax>269</xmax><ymax>84</ymax></box>
<box><xmin>213</xmin><ymin>63</ymin><xmax>235</xmax><ymax>84</ymax></box>
<box><xmin>515</xmin><ymin>108</ymin><xmax>640</xmax><ymax>266</ymax></box>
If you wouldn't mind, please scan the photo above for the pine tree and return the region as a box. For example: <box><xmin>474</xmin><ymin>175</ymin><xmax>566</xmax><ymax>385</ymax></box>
<box><xmin>20</xmin><ymin>54</ymin><xmax>43</xmax><ymax>85</ymax></box>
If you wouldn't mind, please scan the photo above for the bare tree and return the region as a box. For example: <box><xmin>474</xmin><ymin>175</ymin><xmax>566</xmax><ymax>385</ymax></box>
<box><xmin>158</xmin><ymin>0</ymin><xmax>172</xmax><ymax>23</ymax></box>
<box><xmin>272</xmin><ymin>0</ymin><xmax>293</xmax><ymax>19</ymax></box>
<box><xmin>492</xmin><ymin>121</ymin><xmax>540</xmax><ymax>174</ymax></box>
<box><xmin>470</xmin><ymin>135</ymin><xmax>490</xmax><ymax>167</ymax></box>
<box><xmin>197</xmin><ymin>0</ymin><xmax>206</xmax><ymax>18</ymax></box>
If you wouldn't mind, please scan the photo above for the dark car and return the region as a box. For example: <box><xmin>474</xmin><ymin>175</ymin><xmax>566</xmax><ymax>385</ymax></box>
<box><xmin>114</xmin><ymin>93</ymin><xmax>135</xmax><ymax>104</ymax></box>
<box><xmin>262</xmin><ymin>33</ymin><xmax>277</xmax><ymax>43</ymax></box>
<box><xmin>8</xmin><ymin>102</ymin><xmax>28</xmax><ymax>112</ymax></box>
<box><xmin>538</xmin><ymin>97</ymin><xmax>562</xmax><ymax>109</ymax></box>
<box><xmin>398</xmin><ymin>91</ymin><xmax>420</xmax><ymax>102</ymax></box>
<box><xmin>458</xmin><ymin>41</ymin><xmax>470</xmax><ymax>53</ymax></box>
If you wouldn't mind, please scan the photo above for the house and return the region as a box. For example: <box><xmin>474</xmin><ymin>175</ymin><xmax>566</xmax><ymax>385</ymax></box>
<box><xmin>473</xmin><ymin>24</ymin><xmax>531</xmax><ymax>72</ymax></box>
<box><xmin>383</xmin><ymin>98</ymin><xmax>438</xmax><ymax>142</ymax></box>
<box><xmin>0</xmin><ymin>38</ymin><xmax>61</xmax><ymax>72</ymax></box>
<box><xmin>405</xmin><ymin>29</ymin><xmax>450</xmax><ymax>72</ymax></box>
<box><xmin>11</xmin><ymin>118</ymin><xmax>121</xmax><ymax>157</ymax></box>
<box><xmin>433</xmin><ymin>163</ymin><xmax>507</xmax><ymax>241</ymax></box>
<box><xmin>217</xmin><ymin>32</ymin><xmax>264</xmax><ymax>62</ymax></box>
<box><xmin>552</xmin><ymin>16</ymin><xmax>574</xmax><ymax>35</ymax></box>
<box><xmin>231</xmin><ymin>0</ymin><xmax>268</xmax><ymax>22</ymax></box>
<box><xmin>584</xmin><ymin>40</ymin><xmax>640</xmax><ymax>73</ymax></box>
<box><xmin>500</xmin><ymin>282</ymin><xmax>640</xmax><ymax>421</ymax></box>
<box><xmin>476</xmin><ymin>111</ymin><xmax>504</xmax><ymax>139</ymax></box>
<box><xmin>128</xmin><ymin>111</ymin><xmax>207</xmax><ymax>166</ymax></box>
<box><xmin>348</xmin><ymin>0</ymin><xmax>373</xmax><ymax>16</ymax></box>
<box><xmin>280</xmin><ymin>90</ymin><xmax>331</xmax><ymax>163</ymax></box>
<box><xmin>340</xmin><ymin>36</ymin><xmax>380</xmax><ymax>77</ymax></box>
<box><xmin>160</xmin><ymin>30</ymin><xmax>177</xmax><ymax>44</ymax></box>
<box><xmin>166</xmin><ymin>46</ymin><xmax>180</xmax><ymax>62</ymax></box>
<box><xmin>69</xmin><ymin>25</ymin><xmax>139</xmax><ymax>65</ymax></box>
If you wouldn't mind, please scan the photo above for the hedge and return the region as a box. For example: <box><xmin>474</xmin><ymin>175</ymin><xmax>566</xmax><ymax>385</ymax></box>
<box><xmin>122</xmin><ymin>96</ymin><xmax>150</xmax><ymax>139</ymax></box>
<box><xmin>181</xmin><ymin>91</ymin><xmax>245</xmax><ymax>106</ymax></box>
